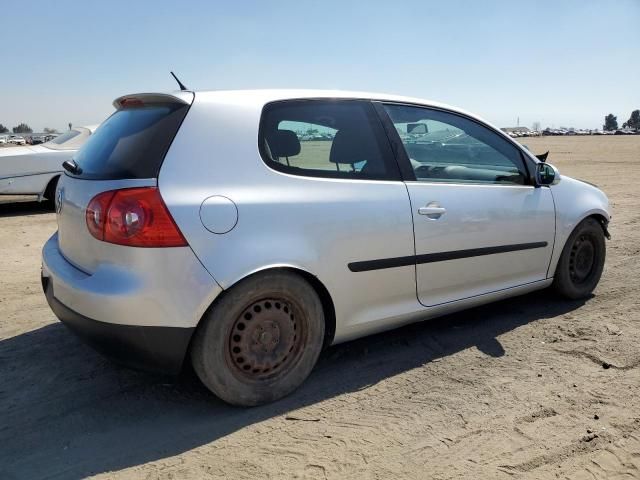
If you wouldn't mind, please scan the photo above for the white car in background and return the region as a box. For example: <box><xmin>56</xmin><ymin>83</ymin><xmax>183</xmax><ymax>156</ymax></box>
<box><xmin>9</xmin><ymin>136</ymin><xmax>27</xmax><ymax>145</ymax></box>
<box><xmin>0</xmin><ymin>126</ymin><xmax>97</xmax><ymax>203</ymax></box>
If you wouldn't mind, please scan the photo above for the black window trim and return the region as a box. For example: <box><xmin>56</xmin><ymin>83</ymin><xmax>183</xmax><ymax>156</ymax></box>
<box><xmin>372</xmin><ymin>100</ymin><xmax>535</xmax><ymax>186</ymax></box>
<box><xmin>258</xmin><ymin>98</ymin><xmax>403</xmax><ymax>182</ymax></box>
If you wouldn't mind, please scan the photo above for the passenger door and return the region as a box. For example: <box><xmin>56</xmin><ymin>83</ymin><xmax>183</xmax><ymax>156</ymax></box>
<box><xmin>380</xmin><ymin>103</ymin><xmax>555</xmax><ymax>306</ymax></box>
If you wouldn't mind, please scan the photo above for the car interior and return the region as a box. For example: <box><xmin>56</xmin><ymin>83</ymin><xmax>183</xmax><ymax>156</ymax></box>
<box><xmin>404</xmin><ymin>139</ymin><xmax>527</xmax><ymax>184</ymax></box>
<box><xmin>263</xmin><ymin>101</ymin><xmax>527</xmax><ymax>185</ymax></box>
<box><xmin>386</xmin><ymin>106</ymin><xmax>528</xmax><ymax>185</ymax></box>
<box><xmin>262</xmin><ymin>101</ymin><xmax>393</xmax><ymax>179</ymax></box>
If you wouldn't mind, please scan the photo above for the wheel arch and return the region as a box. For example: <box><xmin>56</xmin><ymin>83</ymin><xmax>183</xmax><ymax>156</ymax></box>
<box><xmin>589</xmin><ymin>212</ymin><xmax>611</xmax><ymax>239</ymax></box>
<box><xmin>193</xmin><ymin>265</ymin><xmax>337</xmax><ymax>351</ymax></box>
<box><xmin>573</xmin><ymin>210</ymin><xmax>610</xmax><ymax>239</ymax></box>
<box><xmin>42</xmin><ymin>174</ymin><xmax>60</xmax><ymax>201</ymax></box>
<box><xmin>548</xmin><ymin>210</ymin><xmax>609</xmax><ymax>278</ymax></box>
<box><xmin>280</xmin><ymin>267</ymin><xmax>336</xmax><ymax>348</ymax></box>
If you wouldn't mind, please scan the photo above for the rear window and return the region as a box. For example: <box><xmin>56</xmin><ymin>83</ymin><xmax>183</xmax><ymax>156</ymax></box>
<box><xmin>71</xmin><ymin>104</ymin><xmax>189</xmax><ymax>180</ymax></box>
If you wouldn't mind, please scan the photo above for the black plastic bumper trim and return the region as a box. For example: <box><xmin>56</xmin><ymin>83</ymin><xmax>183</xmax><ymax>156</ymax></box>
<box><xmin>43</xmin><ymin>276</ymin><xmax>194</xmax><ymax>374</ymax></box>
<box><xmin>348</xmin><ymin>242</ymin><xmax>549</xmax><ymax>272</ymax></box>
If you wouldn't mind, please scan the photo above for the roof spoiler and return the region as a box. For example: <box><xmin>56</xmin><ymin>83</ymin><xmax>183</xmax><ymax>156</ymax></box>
<box><xmin>112</xmin><ymin>92</ymin><xmax>194</xmax><ymax>109</ymax></box>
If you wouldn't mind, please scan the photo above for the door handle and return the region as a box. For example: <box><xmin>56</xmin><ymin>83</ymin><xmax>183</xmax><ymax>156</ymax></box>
<box><xmin>418</xmin><ymin>204</ymin><xmax>446</xmax><ymax>219</ymax></box>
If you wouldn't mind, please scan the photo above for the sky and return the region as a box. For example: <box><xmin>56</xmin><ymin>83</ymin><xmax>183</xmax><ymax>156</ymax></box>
<box><xmin>0</xmin><ymin>0</ymin><xmax>638</xmax><ymax>132</ymax></box>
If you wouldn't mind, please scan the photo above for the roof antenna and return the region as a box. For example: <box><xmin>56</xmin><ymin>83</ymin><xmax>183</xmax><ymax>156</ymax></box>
<box><xmin>170</xmin><ymin>71</ymin><xmax>188</xmax><ymax>91</ymax></box>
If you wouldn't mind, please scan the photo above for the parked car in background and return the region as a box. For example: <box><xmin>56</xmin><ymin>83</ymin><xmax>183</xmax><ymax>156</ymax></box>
<box><xmin>26</xmin><ymin>135</ymin><xmax>47</xmax><ymax>145</ymax></box>
<box><xmin>0</xmin><ymin>126</ymin><xmax>97</xmax><ymax>203</ymax></box>
<box><xmin>0</xmin><ymin>136</ymin><xmax>7</xmax><ymax>145</ymax></box>
<box><xmin>8</xmin><ymin>136</ymin><xmax>27</xmax><ymax>145</ymax></box>
<box><xmin>42</xmin><ymin>90</ymin><xmax>610</xmax><ymax>406</ymax></box>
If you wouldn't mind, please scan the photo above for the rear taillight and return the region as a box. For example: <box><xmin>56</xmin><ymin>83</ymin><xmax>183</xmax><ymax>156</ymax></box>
<box><xmin>119</xmin><ymin>97</ymin><xmax>145</xmax><ymax>108</ymax></box>
<box><xmin>85</xmin><ymin>187</ymin><xmax>187</xmax><ymax>247</ymax></box>
<box><xmin>85</xmin><ymin>190</ymin><xmax>115</xmax><ymax>240</ymax></box>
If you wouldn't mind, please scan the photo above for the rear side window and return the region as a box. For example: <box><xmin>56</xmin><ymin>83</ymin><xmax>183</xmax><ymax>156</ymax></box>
<box><xmin>259</xmin><ymin>100</ymin><xmax>399</xmax><ymax>180</ymax></box>
<box><xmin>71</xmin><ymin>104</ymin><xmax>189</xmax><ymax>180</ymax></box>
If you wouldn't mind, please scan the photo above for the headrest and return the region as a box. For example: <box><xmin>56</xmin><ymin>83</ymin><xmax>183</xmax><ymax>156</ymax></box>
<box><xmin>329</xmin><ymin>127</ymin><xmax>379</xmax><ymax>165</ymax></box>
<box><xmin>268</xmin><ymin>130</ymin><xmax>300</xmax><ymax>158</ymax></box>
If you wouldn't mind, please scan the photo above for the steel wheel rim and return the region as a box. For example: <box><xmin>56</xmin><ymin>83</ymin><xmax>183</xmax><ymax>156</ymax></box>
<box><xmin>569</xmin><ymin>234</ymin><xmax>596</xmax><ymax>284</ymax></box>
<box><xmin>226</xmin><ymin>298</ymin><xmax>305</xmax><ymax>381</ymax></box>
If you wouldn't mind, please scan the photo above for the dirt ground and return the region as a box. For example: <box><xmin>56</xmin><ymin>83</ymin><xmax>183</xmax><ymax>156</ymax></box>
<box><xmin>1</xmin><ymin>136</ymin><xmax>639</xmax><ymax>479</ymax></box>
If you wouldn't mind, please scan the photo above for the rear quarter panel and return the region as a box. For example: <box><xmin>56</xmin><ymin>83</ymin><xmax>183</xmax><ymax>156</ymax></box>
<box><xmin>159</xmin><ymin>93</ymin><xmax>420</xmax><ymax>343</ymax></box>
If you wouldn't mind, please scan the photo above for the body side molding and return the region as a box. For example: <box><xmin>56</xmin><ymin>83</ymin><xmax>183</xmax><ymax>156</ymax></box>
<box><xmin>348</xmin><ymin>242</ymin><xmax>549</xmax><ymax>272</ymax></box>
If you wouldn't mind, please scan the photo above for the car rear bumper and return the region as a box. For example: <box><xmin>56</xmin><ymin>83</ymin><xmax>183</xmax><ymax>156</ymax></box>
<box><xmin>41</xmin><ymin>232</ymin><xmax>222</xmax><ymax>373</ymax></box>
<box><xmin>43</xmin><ymin>275</ymin><xmax>193</xmax><ymax>373</ymax></box>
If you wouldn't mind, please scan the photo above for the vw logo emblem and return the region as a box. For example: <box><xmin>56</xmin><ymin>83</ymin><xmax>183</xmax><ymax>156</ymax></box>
<box><xmin>56</xmin><ymin>188</ymin><xmax>64</xmax><ymax>214</ymax></box>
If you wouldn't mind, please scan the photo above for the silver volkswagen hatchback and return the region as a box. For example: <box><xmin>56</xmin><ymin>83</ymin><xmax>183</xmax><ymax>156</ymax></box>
<box><xmin>42</xmin><ymin>89</ymin><xmax>610</xmax><ymax>406</ymax></box>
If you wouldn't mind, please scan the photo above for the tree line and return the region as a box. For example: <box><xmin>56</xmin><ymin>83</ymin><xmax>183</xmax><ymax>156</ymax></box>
<box><xmin>0</xmin><ymin>123</ymin><xmax>60</xmax><ymax>134</ymax></box>
<box><xmin>0</xmin><ymin>123</ymin><xmax>32</xmax><ymax>133</ymax></box>
<box><xmin>604</xmin><ymin>110</ymin><xmax>640</xmax><ymax>132</ymax></box>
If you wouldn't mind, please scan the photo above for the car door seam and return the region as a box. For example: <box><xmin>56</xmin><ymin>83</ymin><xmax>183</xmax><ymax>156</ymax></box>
<box><xmin>545</xmin><ymin>186</ymin><xmax>559</xmax><ymax>278</ymax></box>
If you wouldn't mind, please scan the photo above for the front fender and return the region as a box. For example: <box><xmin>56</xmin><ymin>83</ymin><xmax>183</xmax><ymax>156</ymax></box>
<box><xmin>547</xmin><ymin>176</ymin><xmax>611</xmax><ymax>277</ymax></box>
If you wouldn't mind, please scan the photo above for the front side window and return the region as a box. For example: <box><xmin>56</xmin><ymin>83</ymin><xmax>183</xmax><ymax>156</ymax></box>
<box><xmin>260</xmin><ymin>100</ymin><xmax>398</xmax><ymax>180</ymax></box>
<box><xmin>383</xmin><ymin>104</ymin><xmax>529</xmax><ymax>185</ymax></box>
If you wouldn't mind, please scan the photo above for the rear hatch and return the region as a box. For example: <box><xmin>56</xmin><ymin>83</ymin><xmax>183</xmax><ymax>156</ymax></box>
<box><xmin>56</xmin><ymin>92</ymin><xmax>193</xmax><ymax>272</ymax></box>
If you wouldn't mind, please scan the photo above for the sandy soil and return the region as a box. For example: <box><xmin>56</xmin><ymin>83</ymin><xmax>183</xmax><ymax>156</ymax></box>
<box><xmin>0</xmin><ymin>136</ymin><xmax>639</xmax><ymax>479</ymax></box>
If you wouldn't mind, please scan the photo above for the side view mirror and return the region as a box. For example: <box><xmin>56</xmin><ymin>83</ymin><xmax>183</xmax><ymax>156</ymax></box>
<box><xmin>535</xmin><ymin>162</ymin><xmax>561</xmax><ymax>186</ymax></box>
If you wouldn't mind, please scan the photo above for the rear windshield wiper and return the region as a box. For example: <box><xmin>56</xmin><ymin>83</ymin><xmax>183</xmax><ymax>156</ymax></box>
<box><xmin>63</xmin><ymin>159</ymin><xmax>82</xmax><ymax>175</ymax></box>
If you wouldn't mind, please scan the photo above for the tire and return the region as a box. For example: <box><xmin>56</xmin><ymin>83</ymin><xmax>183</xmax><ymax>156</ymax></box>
<box><xmin>191</xmin><ymin>270</ymin><xmax>325</xmax><ymax>406</ymax></box>
<box><xmin>553</xmin><ymin>217</ymin><xmax>606</xmax><ymax>299</ymax></box>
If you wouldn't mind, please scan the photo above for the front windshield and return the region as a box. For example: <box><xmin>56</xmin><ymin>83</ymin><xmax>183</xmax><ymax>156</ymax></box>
<box><xmin>46</xmin><ymin>130</ymin><xmax>81</xmax><ymax>145</ymax></box>
<box><xmin>43</xmin><ymin>127</ymin><xmax>90</xmax><ymax>151</ymax></box>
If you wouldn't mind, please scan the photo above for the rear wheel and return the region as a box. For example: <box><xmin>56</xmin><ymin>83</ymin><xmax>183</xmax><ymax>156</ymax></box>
<box><xmin>553</xmin><ymin>217</ymin><xmax>606</xmax><ymax>299</ymax></box>
<box><xmin>191</xmin><ymin>271</ymin><xmax>325</xmax><ymax>406</ymax></box>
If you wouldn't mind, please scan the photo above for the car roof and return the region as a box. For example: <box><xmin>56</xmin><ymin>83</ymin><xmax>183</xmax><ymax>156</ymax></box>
<box><xmin>120</xmin><ymin>89</ymin><xmax>478</xmax><ymax>122</ymax></box>
<box><xmin>195</xmin><ymin>88</ymin><xmax>468</xmax><ymax>114</ymax></box>
<box><xmin>191</xmin><ymin>89</ymin><xmax>502</xmax><ymax>133</ymax></box>
<box><xmin>115</xmin><ymin>89</ymin><xmax>526</xmax><ymax>159</ymax></box>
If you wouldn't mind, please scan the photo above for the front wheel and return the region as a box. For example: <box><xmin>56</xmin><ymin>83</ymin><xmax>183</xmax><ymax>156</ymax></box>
<box><xmin>191</xmin><ymin>270</ymin><xmax>325</xmax><ymax>406</ymax></box>
<box><xmin>553</xmin><ymin>217</ymin><xmax>606</xmax><ymax>299</ymax></box>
